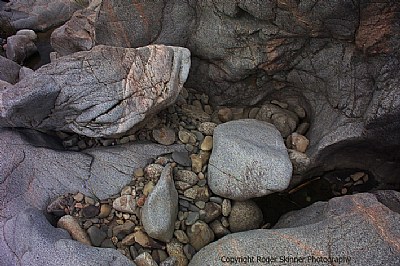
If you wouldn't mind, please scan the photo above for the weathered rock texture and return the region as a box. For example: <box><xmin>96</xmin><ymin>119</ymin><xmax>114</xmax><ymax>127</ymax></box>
<box><xmin>208</xmin><ymin>120</ymin><xmax>292</xmax><ymax>200</ymax></box>
<box><xmin>0</xmin><ymin>55</ymin><xmax>21</xmax><ymax>84</ymax></box>
<box><xmin>0</xmin><ymin>45</ymin><xmax>191</xmax><ymax>137</ymax></box>
<box><xmin>0</xmin><ymin>0</ymin><xmax>80</xmax><ymax>31</ymax></box>
<box><xmin>190</xmin><ymin>192</ymin><xmax>400</xmax><ymax>266</ymax></box>
<box><xmin>62</xmin><ymin>0</ymin><xmax>399</xmax><ymax>186</ymax></box>
<box><xmin>0</xmin><ymin>128</ymin><xmax>183</xmax><ymax>265</ymax></box>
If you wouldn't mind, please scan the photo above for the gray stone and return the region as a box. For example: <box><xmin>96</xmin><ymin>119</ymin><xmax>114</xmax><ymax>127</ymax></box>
<box><xmin>185</xmin><ymin>212</ymin><xmax>199</xmax><ymax>226</ymax></box>
<box><xmin>172</xmin><ymin>151</ymin><xmax>191</xmax><ymax>167</ymax></box>
<box><xmin>51</xmin><ymin>8</ymin><xmax>96</xmax><ymax>56</ymax></box>
<box><xmin>186</xmin><ymin>221</ymin><xmax>215</xmax><ymax>251</ymax></box>
<box><xmin>112</xmin><ymin>221</ymin><xmax>135</xmax><ymax>237</ymax></box>
<box><xmin>0</xmin><ymin>56</ymin><xmax>21</xmax><ymax>84</ymax></box>
<box><xmin>288</xmin><ymin>149</ymin><xmax>311</xmax><ymax>175</ymax></box>
<box><xmin>228</xmin><ymin>200</ymin><xmax>263</xmax><ymax>233</ymax></box>
<box><xmin>152</xmin><ymin>127</ymin><xmax>176</xmax><ymax>145</ymax></box>
<box><xmin>175</xmin><ymin>170</ymin><xmax>198</xmax><ymax>185</ymax></box>
<box><xmin>113</xmin><ymin>195</ymin><xmax>136</xmax><ymax>214</ymax></box>
<box><xmin>16</xmin><ymin>29</ymin><xmax>37</xmax><ymax>41</ymax></box>
<box><xmin>190</xmin><ymin>192</ymin><xmax>400</xmax><ymax>266</ymax></box>
<box><xmin>0</xmin><ymin>0</ymin><xmax>80</xmax><ymax>31</ymax></box>
<box><xmin>134</xmin><ymin>252</ymin><xmax>157</xmax><ymax>266</ymax></box>
<box><xmin>209</xmin><ymin>220</ymin><xmax>230</xmax><ymax>238</ymax></box>
<box><xmin>0</xmin><ymin>45</ymin><xmax>191</xmax><ymax>138</ymax></box>
<box><xmin>208</xmin><ymin>119</ymin><xmax>292</xmax><ymax>200</ymax></box>
<box><xmin>87</xmin><ymin>226</ymin><xmax>107</xmax><ymax>247</ymax></box>
<box><xmin>203</xmin><ymin>202</ymin><xmax>222</xmax><ymax>223</ymax></box>
<box><xmin>142</xmin><ymin>164</ymin><xmax>178</xmax><ymax>242</ymax></box>
<box><xmin>6</xmin><ymin>34</ymin><xmax>37</xmax><ymax>64</ymax></box>
<box><xmin>18</xmin><ymin>66</ymin><xmax>34</xmax><ymax>81</ymax></box>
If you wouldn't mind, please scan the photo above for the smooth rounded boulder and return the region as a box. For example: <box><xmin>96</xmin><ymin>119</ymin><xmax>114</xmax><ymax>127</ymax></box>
<box><xmin>208</xmin><ymin>119</ymin><xmax>292</xmax><ymax>200</ymax></box>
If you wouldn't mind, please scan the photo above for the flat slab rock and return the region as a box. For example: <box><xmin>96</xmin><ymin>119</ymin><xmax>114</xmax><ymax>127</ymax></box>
<box><xmin>0</xmin><ymin>128</ymin><xmax>184</xmax><ymax>265</ymax></box>
<box><xmin>208</xmin><ymin>119</ymin><xmax>292</xmax><ymax>200</ymax></box>
<box><xmin>0</xmin><ymin>44</ymin><xmax>191</xmax><ymax>138</ymax></box>
<box><xmin>190</xmin><ymin>192</ymin><xmax>400</xmax><ymax>266</ymax></box>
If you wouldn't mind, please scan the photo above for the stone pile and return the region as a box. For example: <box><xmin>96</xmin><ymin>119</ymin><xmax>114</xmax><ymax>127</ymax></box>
<box><xmin>46</xmin><ymin>87</ymin><xmax>314</xmax><ymax>265</ymax></box>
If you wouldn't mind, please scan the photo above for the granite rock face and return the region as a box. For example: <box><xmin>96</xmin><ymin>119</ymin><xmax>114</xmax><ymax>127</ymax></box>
<box><xmin>81</xmin><ymin>0</ymin><xmax>400</xmax><ymax>186</ymax></box>
<box><xmin>208</xmin><ymin>119</ymin><xmax>292</xmax><ymax>200</ymax></box>
<box><xmin>190</xmin><ymin>192</ymin><xmax>400</xmax><ymax>266</ymax></box>
<box><xmin>142</xmin><ymin>164</ymin><xmax>178</xmax><ymax>242</ymax></box>
<box><xmin>0</xmin><ymin>45</ymin><xmax>191</xmax><ymax>137</ymax></box>
<box><xmin>0</xmin><ymin>128</ymin><xmax>183</xmax><ymax>265</ymax></box>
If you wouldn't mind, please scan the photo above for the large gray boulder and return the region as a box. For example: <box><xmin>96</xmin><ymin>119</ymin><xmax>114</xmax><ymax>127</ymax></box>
<box><xmin>190</xmin><ymin>192</ymin><xmax>400</xmax><ymax>266</ymax></box>
<box><xmin>0</xmin><ymin>44</ymin><xmax>191</xmax><ymax>137</ymax></box>
<box><xmin>141</xmin><ymin>164</ymin><xmax>178</xmax><ymax>242</ymax></box>
<box><xmin>208</xmin><ymin>119</ymin><xmax>292</xmax><ymax>200</ymax></box>
<box><xmin>0</xmin><ymin>128</ymin><xmax>184</xmax><ymax>265</ymax></box>
<box><xmin>0</xmin><ymin>0</ymin><xmax>80</xmax><ymax>31</ymax></box>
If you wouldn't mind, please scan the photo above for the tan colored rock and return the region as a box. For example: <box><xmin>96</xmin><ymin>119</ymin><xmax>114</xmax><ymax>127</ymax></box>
<box><xmin>200</xmin><ymin>136</ymin><xmax>213</xmax><ymax>151</ymax></box>
<box><xmin>218</xmin><ymin>108</ymin><xmax>233</xmax><ymax>122</ymax></box>
<box><xmin>290</xmin><ymin>133</ymin><xmax>309</xmax><ymax>153</ymax></box>
<box><xmin>187</xmin><ymin>221</ymin><xmax>215</xmax><ymax>251</ymax></box>
<box><xmin>166</xmin><ymin>239</ymin><xmax>188</xmax><ymax>266</ymax></box>
<box><xmin>57</xmin><ymin>215</ymin><xmax>91</xmax><ymax>245</ymax></box>
<box><xmin>113</xmin><ymin>195</ymin><xmax>137</xmax><ymax>214</ymax></box>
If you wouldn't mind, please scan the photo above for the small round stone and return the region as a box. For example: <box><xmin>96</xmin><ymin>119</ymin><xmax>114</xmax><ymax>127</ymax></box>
<box><xmin>82</xmin><ymin>205</ymin><xmax>99</xmax><ymax>218</ymax></box>
<box><xmin>198</xmin><ymin>122</ymin><xmax>217</xmax><ymax>135</ymax></box>
<box><xmin>152</xmin><ymin>127</ymin><xmax>176</xmax><ymax>145</ymax></box>
<box><xmin>218</xmin><ymin>108</ymin><xmax>233</xmax><ymax>122</ymax></box>
<box><xmin>222</xmin><ymin>199</ymin><xmax>232</xmax><ymax>217</ymax></box>
<box><xmin>98</xmin><ymin>204</ymin><xmax>112</xmax><ymax>218</ymax></box>
<box><xmin>228</xmin><ymin>200</ymin><xmax>263</xmax><ymax>233</ymax></box>
<box><xmin>174</xmin><ymin>230</ymin><xmax>189</xmax><ymax>244</ymax></box>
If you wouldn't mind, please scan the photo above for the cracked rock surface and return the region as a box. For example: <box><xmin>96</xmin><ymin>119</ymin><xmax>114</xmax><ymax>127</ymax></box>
<box><xmin>190</xmin><ymin>192</ymin><xmax>400</xmax><ymax>266</ymax></box>
<box><xmin>0</xmin><ymin>45</ymin><xmax>191</xmax><ymax>138</ymax></box>
<box><xmin>0</xmin><ymin>128</ymin><xmax>183</xmax><ymax>265</ymax></box>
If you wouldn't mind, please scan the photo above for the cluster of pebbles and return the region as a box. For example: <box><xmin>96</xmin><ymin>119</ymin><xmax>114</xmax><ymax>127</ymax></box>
<box><xmin>47</xmin><ymin>88</ymin><xmax>329</xmax><ymax>266</ymax></box>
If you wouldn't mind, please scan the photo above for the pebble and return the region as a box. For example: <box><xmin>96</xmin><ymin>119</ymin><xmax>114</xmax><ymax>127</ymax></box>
<box><xmin>87</xmin><ymin>225</ymin><xmax>107</xmax><ymax>247</ymax></box>
<box><xmin>160</xmin><ymin>257</ymin><xmax>178</xmax><ymax>266</ymax></box>
<box><xmin>209</xmin><ymin>197</ymin><xmax>223</xmax><ymax>204</ymax></box>
<box><xmin>248</xmin><ymin>108</ymin><xmax>260</xmax><ymax>119</ymax></box>
<box><xmin>175</xmin><ymin>170</ymin><xmax>198</xmax><ymax>185</ymax></box>
<box><xmin>174</xmin><ymin>230</ymin><xmax>189</xmax><ymax>244</ymax></box>
<box><xmin>172</xmin><ymin>151</ymin><xmax>191</xmax><ymax>167</ymax></box>
<box><xmin>145</xmin><ymin>164</ymin><xmax>164</xmax><ymax>180</ymax></box>
<box><xmin>101</xmin><ymin>239</ymin><xmax>115</xmax><ymax>248</ymax></box>
<box><xmin>209</xmin><ymin>220</ymin><xmax>231</xmax><ymax>238</ymax></box>
<box><xmin>218</xmin><ymin>107</ymin><xmax>233</xmax><ymax>122</ymax></box>
<box><xmin>85</xmin><ymin>196</ymin><xmax>95</xmax><ymax>205</ymax></box>
<box><xmin>166</xmin><ymin>239</ymin><xmax>188</xmax><ymax>266</ymax></box>
<box><xmin>200</xmin><ymin>136</ymin><xmax>213</xmax><ymax>151</ymax></box>
<box><xmin>203</xmin><ymin>202</ymin><xmax>222</xmax><ymax>223</ymax></box>
<box><xmin>185</xmin><ymin>212</ymin><xmax>200</xmax><ymax>226</ymax></box>
<box><xmin>134</xmin><ymin>252</ymin><xmax>158</xmax><ymax>266</ymax></box>
<box><xmin>134</xmin><ymin>168</ymin><xmax>145</xmax><ymax>177</ymax></box>
<box><xmin>152</xmin><ymin>127</ymin><xmax>176</xmax><ymax>145</ymax></box>
<box><xmin>176</xmin><ymin>181</ymin><xmax>193</xmax><ymax>190</ymax></box>
<box><xmin>228</xmin><ymin>200</ymin><xmax>263</xmax><ymax>233</ymax></box>
<box><xmin>187</xmin><ymin>221</ymin><xmax>215</xmax><ymax>251</ymax></box>
<box><xmin>183</xmin><ymin>186</ymin><xmax>210</xmax><ymax>202</ymax></box>
<box><xmin>73</xmin><ymin>192</ymin><xmax>84</xmax><ymax>202</ymax></box>
<box><xmin>113</xmin><ymin>195</ymin><xmax>137</xmax><ymax>214</ymax></box>
<box><xmin>121</xmin><ymin>232</ymin><xmax>136</xmax><ymax>246</ymax></box>
<box><xmin>296</xmin><ymin>122</ymin><xmax>310</xmax><ymax>135</ymax></box>
<box><xmin>195</xmin><ymin>201</ymin><xmax>206</xmax><ymax>209</ymax></box>
<box><xmin>231</xmin><ymin>107</ymin><xmax>244</xmax><ymax>120</ymax></box>
<box><xmin>221</xmin><ymin>199</ymin><xmax>232</xmax><ymax>216</ymax></box>
<box><xmin>143</xmin><ymin>181</ymin><xmax>155</xmax><ymax>196</ymax></box>
<box><xmin>198</xmin><ymin>122</ymin><xmax>217</xmax><ymax>135</ymax></box>
<box><xmin>178</xmin><ymin>130</ymin><xmax>197</xmax><ymax>145</ymax></box>
<box><xmin>290</xmin><ymin>133</ymin><xmax>309</xmax><ymax>153</ymax></box>
<box><xmin>57</xmin><ymin>215</ymin><xmax>91</xmax><ymax>246</ymax></box>
<box><xmin>121</xmin><ymin>186</ymin><xmax>132</xmax><ymax>196</ymax></box>
<box><xmin>112</xmin><ymin>221</ymin><xmax>135</xmax><ymax>236</ymax></box>
<box><xmin>183</xmin><ymin>244</ymin><xmax>196</xmax><ymax>260</ymax></box>
<box><xmin>82</xmin><ymin>205</ymin><xmax>99</xmax><ymax>218</ymax></box>
<box><xmin>190</xmin><ymin>154</ymin><xmax>203</xmax><ymax>173</ymax></box>
<box><xmin>351</xmin><ymin>172</ymin><xmax>365</xmax><ymax>182</ymax></box>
